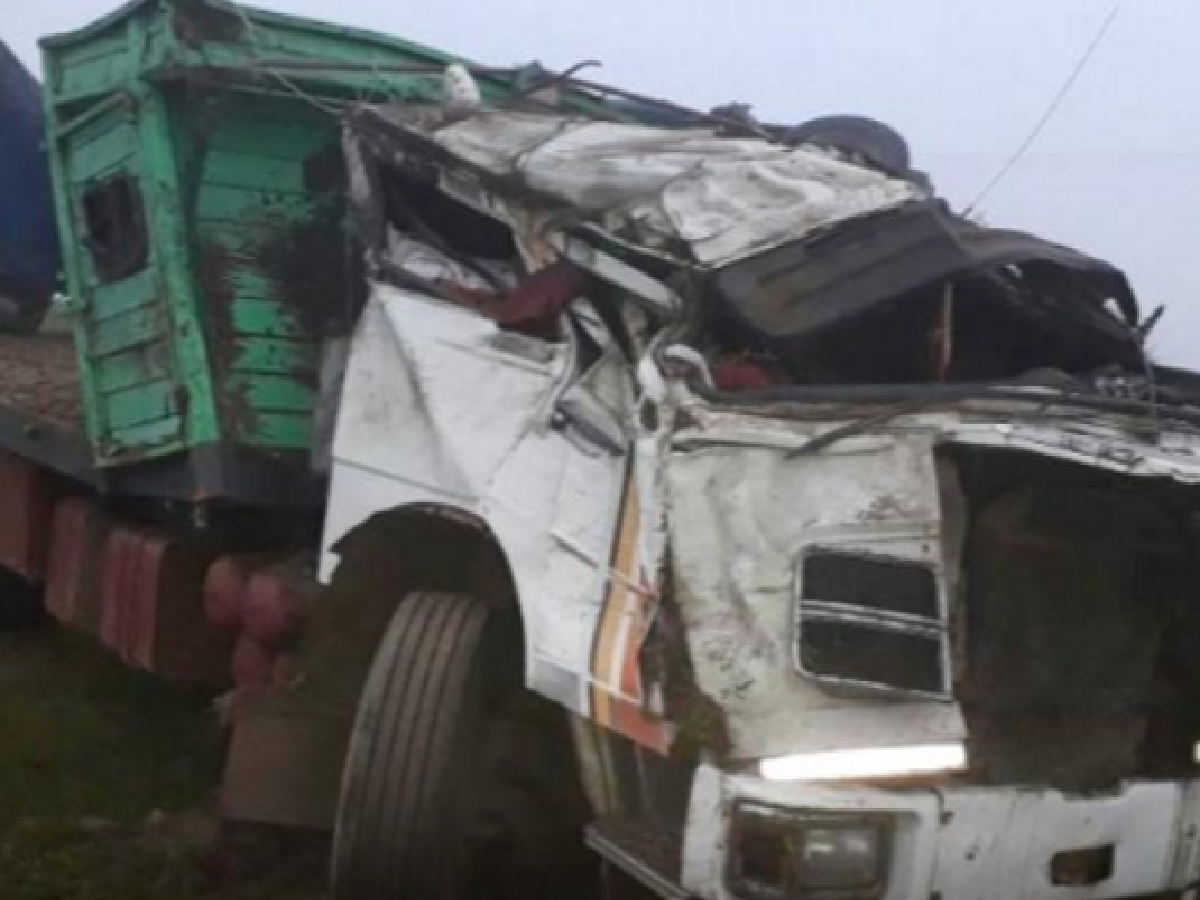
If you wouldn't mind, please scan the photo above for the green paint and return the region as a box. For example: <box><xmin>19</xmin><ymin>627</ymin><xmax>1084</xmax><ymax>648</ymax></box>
<box><xmin>40</xmin><ymin>0</ymin><xmax>633</xmax><ymax>504</ymax></box>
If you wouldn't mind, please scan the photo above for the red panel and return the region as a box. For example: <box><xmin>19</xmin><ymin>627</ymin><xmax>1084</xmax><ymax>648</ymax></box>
<box><xmin>242</xmin><ymin>571</ymin><xmax>302</xmax><ymax>649</ymax></box>
<box><xmin>44</xmin><ymin>497</ymin><xmax>109</xmax><ymax>633</ymax></box>
<box><xmin>100</xmin><ymin>529</ymin><xmax>138</xmax><ymax>665</ymax></box>
<box><xmin>231</xmin><ymin>635</ymin><xmax>274</xmax><ymax>691</ymax></box>
<box><xmin>99</xmin><ymin>527</ymin><xmax>232</xmax><ymax>682</ymax></box>
<box><xmin>0</xmin><ymin>451</ymin><xmax>54</xmax><ymax>580</ymax></box>
<box><xmin>130</xmin><ymin>534</ymin><xmax>168</xmax><ymax>670</ymax></box>
<box><xmin>203</xmin><ymin>556</ymin><xmax>253</xmax><ymax>632</ymax></box>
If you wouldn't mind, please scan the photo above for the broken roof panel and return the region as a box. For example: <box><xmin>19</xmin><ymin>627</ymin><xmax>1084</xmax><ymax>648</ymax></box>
<box><xmin>351</xmin><ymin>100</ymin><xmax>1152</xmax><ymax>387</ymax></box>
<box><xmin>359</xmin><ymin>106</ymin><xmax>924</xmax><ymax>266</ymax></box>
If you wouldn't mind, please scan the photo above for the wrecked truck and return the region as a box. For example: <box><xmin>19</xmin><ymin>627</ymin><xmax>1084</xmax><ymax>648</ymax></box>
<box><xmin>317</xmin><ymin>96</ymin><xmax>1200</xmax><ymax>900</ymax></box>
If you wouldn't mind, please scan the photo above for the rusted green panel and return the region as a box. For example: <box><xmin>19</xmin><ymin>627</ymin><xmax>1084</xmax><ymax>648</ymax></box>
<box><xmin>39</xmin><ymin>0</ymin><xmax>628</xmax><ymax>504</ymax></box>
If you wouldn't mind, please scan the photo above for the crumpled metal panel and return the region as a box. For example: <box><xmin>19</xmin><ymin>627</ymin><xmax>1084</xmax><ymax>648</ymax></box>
<box><xmin>321</xmin><ymin>287</ymin><xmax>651</xmax><ymax>729</ymax></box>
<box><xmin>682</xmin><ymin>764</ymin><xmax>1198</xmax><ymax>900</ymax></box>
<box><xmin>666</xmin><ymin>413</ymin><xmax>965</xmax><ymax>762</ymax></box>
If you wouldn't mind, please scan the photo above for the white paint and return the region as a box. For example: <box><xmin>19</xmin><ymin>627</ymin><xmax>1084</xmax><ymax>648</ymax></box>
<box><xmin>321</xmin><ymin>285</ymin><xmax>634</xmax><ymax>711</ymax></box>
<box><xmin>665</xmin><ymin>424</ymin><xmax>966</xmax><ymax>760</ymax></box>
<box><xmin>442</xmin><ymin>63</ymin><xmax>482</xmax><ymax>109</ymax></box>
<box><xmin>758</xmin><ymin>743</ymin><xmax>967</xmax><ymax>783</ymax></box>
<box><xmin>682</xmin><ymin>766</ymin><xmax>1200</xmax><ymax>900</ymax></box>
<box><xmin>934</xmin><ymin>785</ymin><xmax>1185</xmax><ymax>900</ymax></box>
<box><xmin>383</xmin><ymin>108</ymin><xmax>921</xmax><ymax>266</ymax></box>
<box><xmin>323</xmin><ymin>248</ymin><xmax>1200</xmax><ymax>900</ymax></box>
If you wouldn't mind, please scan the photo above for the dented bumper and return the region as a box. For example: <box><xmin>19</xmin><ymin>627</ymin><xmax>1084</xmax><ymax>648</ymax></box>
<box><xmin>684</xmin><ymin>765</ymin><xmax>1200</xmax><ymax>900</ymax></box>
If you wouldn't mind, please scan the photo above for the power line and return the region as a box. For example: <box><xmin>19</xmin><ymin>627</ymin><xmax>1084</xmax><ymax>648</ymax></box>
<box><xmin>966</xmin><ymin>3</ymin><xmax>1122</xmax><ymax>215</ymax></box>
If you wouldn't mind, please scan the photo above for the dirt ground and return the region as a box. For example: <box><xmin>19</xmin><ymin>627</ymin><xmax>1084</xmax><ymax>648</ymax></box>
<box><xmin>0</xmin><ymin>332</ymin><xmax>85</xmax><ymax>430</ymax></box>
<box><xmin>0</xmin><ymin>624</ymin><xmax>328</xmax><ymax>899</ymax></box>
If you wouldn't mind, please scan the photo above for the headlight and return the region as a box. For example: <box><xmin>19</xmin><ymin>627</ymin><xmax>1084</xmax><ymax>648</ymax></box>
<box><xmin>758</xmin><ymin>743</ymin><xmax>967</xmax><ymax>783</ymax></box>
<box><xmin>800</xmin><ymin>825</ymin><xmax>883</xmax><ymax>891</ymax></box>
<box><xmin>729</xmin><ymin>801</ymin><xmax>889</xmax><ymax>899</ymax></box>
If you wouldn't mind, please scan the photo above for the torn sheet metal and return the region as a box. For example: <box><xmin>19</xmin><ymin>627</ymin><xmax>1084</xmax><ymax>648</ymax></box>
<box><xmin>349</xmin><ymin>104</ymin><xmax>1147</xmax><ymax>386</ymax></box>
<box><xmin>675</xmin><ymin>390</ymin><xmax>1200</xmax><ymax>483</ymax></box>
<box><xmin>714</xmin><ymin>199</ymin><xmax>1144</xmax><ymax>381</ymax></box>
<box><xmin>321</xmin><ymin>285</ymin><xmax>672</xmax><ymax>749</ymax></box>
<box><xmin>662</xmin><ymin>387</ymin><xmax>1200</xmax><ymax>765</ymax></box>
<box><xmin>665</xmin><ymin>422</ymin><xmax>965</xmax><ymax>762</ymax></box>
<box><xmin>352</xmin><ymin>106</ymin><xmax>922</xmax><ymax>267</ymax></box>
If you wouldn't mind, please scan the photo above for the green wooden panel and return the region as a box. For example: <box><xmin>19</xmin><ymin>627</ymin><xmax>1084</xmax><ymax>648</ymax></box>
<box><xmin>243</xmin><ymin>411</ymin><xmax>311</xmax><ymax>449</ymax></box>
<box><xmin>201</xmin><ymin>150</ymin><xmax>310</xmax><ymax>194</ymax></box>
<box><xmin>49</xmin><ymin>25</ymin><xmax>130</xmax><ymax>99</ymax></box>
<box><xmin>38</xmin><ymin>0</ymin><xmax>634</xmax><ymax>500</ymax></box>
<box><xmin>63</xmin><ymin>119</ymin><xmax>138</xmax><ymax>185</ymax></box>
<box><xmin>90</xmin><ymin>268</ymin><xmax>162</xmax><ymax>323</ymax></box>
<box><xmin>195</xmin><ymin>184</ymin><xmax>313</xmax><ymax>225</ymax></box>
<box><xmin>228</xmin><ymin>299</ymin><xmax>305</xmax><ymax>339</ymax></box>
<box><xmin>92</xmin><ymin>344</ymin><xmax>171</xmax><ymax>394</ymax></box>
<box><xmin>225</xmin><ymin>373</ymin><xmax>313</xmax><ymax>413</ymax></box>
<box><xmin>102</xmin><ymin>416</ymin><xmax>186</xmax><ymax>457</ymax></box>
<box><xmin>228</xmin><ymin>338</ymin><xmax>314</xmax><ymax>376</ymax></box>
<box><xmin>58</xmin><ymin>54</ymin><xmax>132</xmax><ymax>104</ymax></box>
<box><xmin>90</xmin><ymin>307</ymin><xmax>167</xmax><ymax>357</ymax></box>
<box><xmin>103</xmin><ymin>378</ymin><xmax>178</xmax><ymax>429</ymax></box>
<box><xmin>207</xmin><ymin>119</ymin><xmax>333</xmax><ymax>161</ymax></box>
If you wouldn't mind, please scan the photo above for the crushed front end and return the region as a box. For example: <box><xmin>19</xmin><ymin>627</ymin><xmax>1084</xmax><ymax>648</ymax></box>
<box><xmin>662</xmin><ymin>394</ymin><xmax>1200</xmax><ymax>900</ymax></box>
<box><xmin>329</xmin><ymin>91</ymin><xmax>1200</xmax><ymax>900</ymax></box>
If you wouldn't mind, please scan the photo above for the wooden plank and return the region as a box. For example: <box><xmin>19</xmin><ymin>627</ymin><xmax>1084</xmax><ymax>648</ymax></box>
<box><xmin>229</xmin><ymin>300</ymin><xmax>306</xmax><ymax>339</ymax></box>
<box><xmin>92</xmin><ymin>343</ymin><xmax>171</xmax><ymax>394</ymax></box>
<box><xmin>201</xmin><ymin>150</ymin><xmax>309</xmax><ymax>194</ymax></box>
<box><xmin>102</xmin><ymin>378</ymin><xmax>178</xmax><ymax>429</ymax></box>
<box><xmin>90</xmin><ymin>306</ymin><xmax>167</xmax><ymax>357</ymax></box>
<box><xmin>196</xmin><ymin>184</ymin><xmax>313</xmax><ymax>224</ymax></box>
<box><xmin>91</xmin><ymin>268</ymin><xmax>160</xmax><ymax>323</ymax></box>
<box><xmin>226</xmin><ymin>373</ymin><xmax>313</xmax><ymax>413</ymax></box>
<box><xmin>244</xmin><ymin>411</ymin><xmax>312</xmax><ymax>449</ymax></box>
<box><xmin>103</xmin><ymin>415</ymin><xmax>183</xmax><ymax>456</ymax></box>
<box><xmin>228</xmin><ymin>338</ymin><xmax>315</xmax><ymax>377</ymax></box>
<box><xmin>207</xmin><ymin>118</ymin><xmax>332</xmax><ymax>161</ymax></box>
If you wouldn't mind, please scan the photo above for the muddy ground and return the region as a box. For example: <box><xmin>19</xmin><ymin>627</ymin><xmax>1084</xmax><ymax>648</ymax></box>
<box><xmin>0</xmin><ymin>623</ymin><xmax>328</xmax><ymax>899</ymax></box>
<box><xmin>0</xmin><ymin>332</ymin><xmax>84</xmax><ymax>431</ymax></box>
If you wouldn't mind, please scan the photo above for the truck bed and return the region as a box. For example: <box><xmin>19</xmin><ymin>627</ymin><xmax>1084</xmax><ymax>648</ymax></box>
<box><xmin>0</xmin><ymin>331</ymin><xmax>94</xmax><ymax>482</ymax></box>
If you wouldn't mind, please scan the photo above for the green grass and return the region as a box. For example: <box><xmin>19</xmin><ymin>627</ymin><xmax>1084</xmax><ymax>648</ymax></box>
<box><xmin>0</xmin><ymin>629</ymin><xmax>326</xmax><ymax>899</ymax></box>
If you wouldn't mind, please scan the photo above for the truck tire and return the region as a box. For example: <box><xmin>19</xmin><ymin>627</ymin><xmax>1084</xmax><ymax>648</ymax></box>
<box><xmin>332</xmin><ymin>591</ymin><xmax>595</xmax><ymax>900</ymax></box>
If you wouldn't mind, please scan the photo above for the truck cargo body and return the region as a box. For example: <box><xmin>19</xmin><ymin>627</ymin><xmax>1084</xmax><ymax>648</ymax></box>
<box><xmin>37</xmin><ymin>0</ymin><xmax>588</xmax><ymax>504</ymax></box>
<box><xmin>6</xmin><ymin>5</ymin><xmax>1200</xmax><ymax>900</ymax></box>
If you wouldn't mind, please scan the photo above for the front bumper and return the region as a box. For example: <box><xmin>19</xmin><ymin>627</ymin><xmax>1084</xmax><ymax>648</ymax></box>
<box><xmin>682</xmin><ymin>765</ymin><xmax>1200</xmax><ymax>900</ymax></box>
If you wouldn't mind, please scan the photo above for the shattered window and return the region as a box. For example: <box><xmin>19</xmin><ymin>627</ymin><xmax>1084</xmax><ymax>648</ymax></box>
<box><xmin>795</xmin><ymin>549</ymin><xmax>948</xmax><ymax>698</ymax></box>
<box><xmin>81</xmin><ymin>174</ymin><xmax>148</xmax><ymax>282</ymax></box>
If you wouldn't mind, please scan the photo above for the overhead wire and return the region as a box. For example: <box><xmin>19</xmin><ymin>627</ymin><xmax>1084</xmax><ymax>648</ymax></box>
<box><xmin>965</xmin><ymin>3</ymin><xmax>1122</xmax><ymax>215</ymax></box>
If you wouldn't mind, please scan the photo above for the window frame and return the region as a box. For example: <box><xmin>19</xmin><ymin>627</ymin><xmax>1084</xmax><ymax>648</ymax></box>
<box><xmin>793</xmin><ymin>543</ymin><xmax>952</xmax><ymax>701</ymax></box>
<box><xmin>80</xmin><ymin>172</ymin><xmax>149</xmax><ymax>283</ymax></box>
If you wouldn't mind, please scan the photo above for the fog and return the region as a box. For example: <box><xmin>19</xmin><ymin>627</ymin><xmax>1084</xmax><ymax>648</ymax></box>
<box><xmin>9</xmin><ymin>1</ymin><xmax>1198</xmax><ymax>364</ymax></box>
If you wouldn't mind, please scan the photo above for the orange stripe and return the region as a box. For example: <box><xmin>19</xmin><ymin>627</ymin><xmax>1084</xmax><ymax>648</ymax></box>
<box><xmin>588</xmin><ymin>467</ymin><xmax>671</xmax><ymax>753</ymax></box>
<box><xmin>590</xmin><ymin>465</ymin><xmax>639</xmax><ymax>725</ymax></box>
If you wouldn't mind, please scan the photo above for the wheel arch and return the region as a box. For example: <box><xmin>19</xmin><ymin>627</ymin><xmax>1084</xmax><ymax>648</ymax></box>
<box><xmin>323</xmin><ymin>501</ymin><xmax>533</xmax><ymax>679</ymax></box>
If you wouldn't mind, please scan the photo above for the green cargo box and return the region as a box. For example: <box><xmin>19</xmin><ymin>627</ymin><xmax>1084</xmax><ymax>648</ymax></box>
<box><xmin>39</xmin><ymin>0</ymin><xmax>608</xmax><ymax>506</ymax></box>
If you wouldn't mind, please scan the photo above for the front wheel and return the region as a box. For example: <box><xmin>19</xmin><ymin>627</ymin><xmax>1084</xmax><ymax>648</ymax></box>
<box><xmin>331</xmin><ymin>591</ymin><xmax>595</xmax><ymax>900</ymax></box>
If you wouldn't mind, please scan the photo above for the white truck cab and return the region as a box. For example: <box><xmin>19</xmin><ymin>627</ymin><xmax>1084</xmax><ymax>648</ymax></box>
<box><xmin>319</xmin><ymin>96</ymin><xmax>1200</xmax><ymax>900</ymax></box>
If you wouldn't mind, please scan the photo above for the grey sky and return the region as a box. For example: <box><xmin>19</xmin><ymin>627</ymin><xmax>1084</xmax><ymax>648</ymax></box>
<box><xmin>8</xmin><ymin>1</ymin><xmax>1199</xmax><ymax>365</ymax></box>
